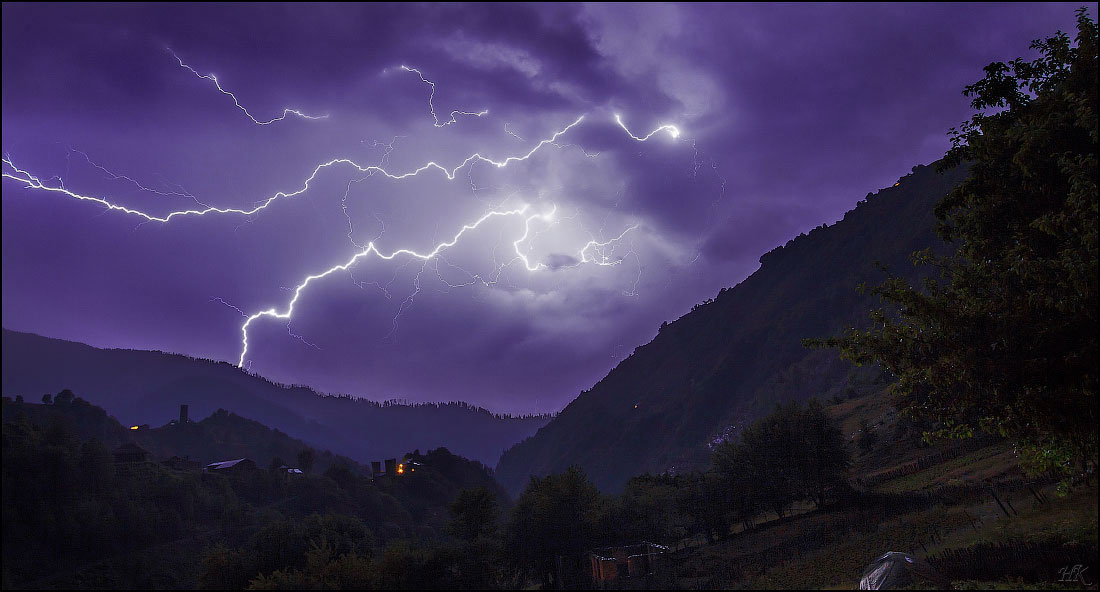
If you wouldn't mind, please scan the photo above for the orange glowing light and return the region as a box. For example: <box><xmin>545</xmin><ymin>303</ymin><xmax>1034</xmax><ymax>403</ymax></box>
<box><xmin>130</xmin><ymin>425</ymin><xmax>140</xmax><ymax>430</ymax></box>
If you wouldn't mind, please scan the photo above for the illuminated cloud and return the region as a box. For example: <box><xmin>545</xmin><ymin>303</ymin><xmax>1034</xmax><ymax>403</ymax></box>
<box><xmin>1</xmin><ymin>3</ymin><xmax>1084</xmax><ymax>414</ymax></box>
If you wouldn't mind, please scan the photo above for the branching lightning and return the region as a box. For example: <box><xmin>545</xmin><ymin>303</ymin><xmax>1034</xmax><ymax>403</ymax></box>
<box><xmin>614</xmin><ymin>113</ymin><xmax>680</xmax><ymax>141</ymax></box>
<box><xmin>67</xmin><ymin>147</ymin><xmax>204</xmax><ymax>204</ymax></box>
<box><xmin>579</xmin><ymin>224</ymin><xmax>639</xmax><ymax>267</ymax></box>
<box><xmin>234</xmin><ymin>204</ymin><xmax>631</xmax><ymax>367</ymax></box>
<box><xmin>4</xmin><ymin>71</ymin><xmax>688</xmax><ymax>372</ymax></box>
<box><xmin>170</xmin><ymin>49</ymin><xmax>327</xmax><ymax>125</ymax></box>
<box><xmin>400</xmin><ymin>65</ymin><xmax>488</xmax><ymax>127</ymax></box>
<box><xmin>1</xmin><ymin>113</ymin><xmax>690</xmax><ymax>227</ymax></box>
<box><xmin>504</xmin><ymin>123</ymin><xmax>524</xmax><ymax>141</ymax></box>
<box><xmin>1</xmin><ymin>116</ymin><xmax>591</xmax><ymax>223</ymax></box>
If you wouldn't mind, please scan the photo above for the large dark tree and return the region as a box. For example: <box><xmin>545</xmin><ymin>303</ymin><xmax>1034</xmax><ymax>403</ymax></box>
<box><xmin>814</xmin><ymin>10</ymin><xmax>1097</xmax><ymax>477</ymax></box>
<box><xmin>713</xmin><ymin>400</ymin><xmax>849</xmax><ymax>520</ymax></box>
<box><xmin>447</xmin><ymin>486</ymin><xmax>499</xmax><ymax>541</ymax></box>
<box><xmin>503</xmin><ymin>466</ymin><xmax>602</xmax><ymax>587</ymax></box>
<box><xmin>798</xmin><ymin>399</ymin><xmax>850</xmax><ymax>507</ymax></box>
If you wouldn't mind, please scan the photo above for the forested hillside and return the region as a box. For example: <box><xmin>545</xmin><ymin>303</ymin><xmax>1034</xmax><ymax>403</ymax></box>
<box><xmin>1</xmin><ymin>393</ymin><xmax>508</xmax><ymax>589</ymax></box>
<box><xmin>1</xmin><ymin>330</ymin><xmax>550</xmax><ymax>467</ymax></box>
<box><xmin>497</xmin><ymin>162</ymin><xmax>970</xmax><ymax>494</ymax></box>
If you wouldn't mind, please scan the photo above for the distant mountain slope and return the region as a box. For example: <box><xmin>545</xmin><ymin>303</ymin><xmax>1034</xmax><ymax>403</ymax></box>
<box><xmin>2</xmin><ymin>395</ymin><xmax>363</xmax><ymax>474</ymax></box>
<box><xmin>0</xmin><ymin>330</ymin><xmax>550</xmax><ymax>467</ymax></box>
<box><xmin>496</xmin><ymin>162</ymin><xmax>970</xmax><ymax>494</ymax></box>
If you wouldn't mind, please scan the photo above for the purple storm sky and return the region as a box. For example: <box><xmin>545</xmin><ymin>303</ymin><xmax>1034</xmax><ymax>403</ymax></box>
<box><xmin>1</xmin><ymin>3</ymin><xmax>1086</xmax><ymax>414</ymax></box>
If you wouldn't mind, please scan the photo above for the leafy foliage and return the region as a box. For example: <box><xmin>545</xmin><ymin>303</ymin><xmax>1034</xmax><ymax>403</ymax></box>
<box><xmin>814</xmin><ymin>10</ymin><xmax>1098</xmax><ymax>478</ymax></box>
<box><xmin>712</xmin><ymin>400</ymin><xmax>850</xmax><ymax>517</ymax></box>
<box><xmin>1</xmin><ymin>393</ymin><xmax>513</xmax><ymax>589</ymax></box>
<box><xmin>447</xmin><ymin>487</ymin><xmax>499</xmax><ymax>541</ymax></box>
<box><xmin>504</xmin><ymin>466</ymin><xmax>603</xmax><ymax>586</ymax></box>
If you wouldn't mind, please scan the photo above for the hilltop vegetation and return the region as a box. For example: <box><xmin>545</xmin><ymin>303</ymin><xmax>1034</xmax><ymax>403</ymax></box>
<box><xmin>3</xmin><ymin>10</ymin><xmax>1095</xmax><ymax>590</ymax></box>
<box><xmin>5</xmin><ymin>393</ymin><xmax>360</xmax><ymax>475</ymax></box>
<box><xmin>498</xmin><ymin>159</ymin><xmax>969</xmax><ymax>494</ymax></box>
<box><xmin>1</xmin><ymin>393</ymin><xmax>508</xmax><ymax>589</ymax></box>
<box><xmin>498</xmin><ymin>8</ymin><xmax>1097</xmax><ymax>501</ymax></box>
<box><xmin>819</xmin><ymin>8</ymin><xmax>1098</xmax><ymax>482</ymax></box>
<box><xmin>1</xmin><ymin>329</ymin><xmax>551</xmax><ymax>467</ymax></box>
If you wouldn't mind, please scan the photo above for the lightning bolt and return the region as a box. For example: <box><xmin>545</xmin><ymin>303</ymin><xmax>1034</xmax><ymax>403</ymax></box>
<box><xmin>170</xmin><ymin>49</ymin><xmax>327</xmax><ymax>125</ymax></box>
<box><xmin>2</xmin><ymin>112</ymin><xmax>691</xmax><ymax>226</ymax></box>
<box><xmin>232</xmin><ymin>202</ymin><xmax>640</xmax><ymax>366</ymax></box>
<box><xmin>237</xmin><ymin>205</ymin><xmax>528</xmax><ymax>366</ymax></box>
<box><xmin>66</xmin><ymin>147</ymin><xmax>205</xmax><ymax>205</ymax></box>
<box><xmin>579</xmin><ymin>224</ymin><xmax>639</xmax><ymax>266</ymax></box>
<box><xmin>1</xmin><ymin>116</ymin><xmax>591</xmax><ymax>223</ymax></box>
<box><xmin>504</xmin><ymin>123</ymin><xmax>524</xmax><ymax>141</ymax></box>
<box><xmin>4</xmin><ymin>82</ymin><xmax>684</xmax><ymax>371</ymax></box>
<box><xmin>400</xmin><ymin>65</ymin><xmax>489</xmax><ymax>127</ymax></box>
<box><xmin>614</xmin><ymin>113</ymin><xmax>680</xmax><ymax>141</ymax></box>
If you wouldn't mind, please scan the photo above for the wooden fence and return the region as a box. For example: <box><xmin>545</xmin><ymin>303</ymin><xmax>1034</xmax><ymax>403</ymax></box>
<box><xmin>929</xmin><ymin>540</ymin><xmax>1097</xmax><ymax>584</ymax></box>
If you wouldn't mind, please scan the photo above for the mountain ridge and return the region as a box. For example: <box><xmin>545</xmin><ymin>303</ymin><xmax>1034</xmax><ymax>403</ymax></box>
<box><xmin>495</xmin><ymin>161</ymin><xmax>970</xmax><ymax>494</ymax></box>
<box><xmin>1</xmin><ymin>328</ymin><xmax>550</xmax><ymax>467</ymax></box>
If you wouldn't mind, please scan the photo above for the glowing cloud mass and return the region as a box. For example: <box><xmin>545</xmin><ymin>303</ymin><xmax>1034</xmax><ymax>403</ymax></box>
<box><xmin>1</xmin><ymin>3</ymin><xmax>1082</xmax><ymax>414</ymax></box>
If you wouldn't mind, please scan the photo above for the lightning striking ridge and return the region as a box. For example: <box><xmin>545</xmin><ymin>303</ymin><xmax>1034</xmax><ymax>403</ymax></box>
<box><xmin>614</xmin><ymin>113</ymin><xmax>681</xmax><ymax>141</ymax></box>
<box><xmin>234</xmin><ymin>202</ymin><xmax>640</xmax><ymax>366</ymax></box>
<box><xmin>237</xmin><ymin>206</ymin><xmax>530</xmax><ymax>366</ymax></box>
<box><xmin>170</xmin><ymin>49</ymin><xmax>327</xmax><ymax>125</ymax></box>
<box><xmin>400</xmin><ymin>65</ymin><xmax>489</xmax><ymax>127</ymax></box>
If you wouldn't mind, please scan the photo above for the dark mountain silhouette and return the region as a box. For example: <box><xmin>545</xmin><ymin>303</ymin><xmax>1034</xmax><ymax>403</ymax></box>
<box><xmin>2</xmin><ymin>394</ymin><xmax>363</xmax><ymax>474</ymax></box>
<box><xmin>496</xmin><ymin>162</ymin><xmax>970</xmax><ymax>494</ymax></box>
<box><xmin>0</xmin><ymin>331</ymin><xmax>550</xmax><ymax>467</ymax></box>
<box><xmin>2</xmin><ymin>394</ymin><xmax>512</xmax><ymax>588</ymax></box>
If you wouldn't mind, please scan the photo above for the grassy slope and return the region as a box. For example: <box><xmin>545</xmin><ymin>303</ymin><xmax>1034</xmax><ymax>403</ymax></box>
<box><xmin>668</xmin><ymin>390</ymin><xmax>1098</xmax><ymax>589</ymax></box>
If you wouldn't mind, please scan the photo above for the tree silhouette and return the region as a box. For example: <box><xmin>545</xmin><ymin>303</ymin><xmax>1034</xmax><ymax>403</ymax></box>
<box><xmin>297</xmin><ymin>447</ymin><xmax>315</xmax><ymax>474</ymax></box>
<box><xmin>813</xmin><ymin>9</ymin><xmax>1098</xmax><ymax>479</ymax></box>
<box><xmin>54</xmin><ymin>389</ymin><xmax>76</xmax><ymax>406</ymax></box>
<box><xmin>447</xmin><ymin>486</ymin><xmax>499</xmax><ymax>541</ymax></box>
<box><xmin>505</xmin><ymin>466</ymin><xmax>602</xmax><ymax>586</ymax></box>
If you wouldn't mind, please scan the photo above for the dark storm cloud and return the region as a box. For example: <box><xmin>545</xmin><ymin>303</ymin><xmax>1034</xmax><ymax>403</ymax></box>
<box><xmin>544</xmin><ymin>253</ymin><xmax>581</xmax><ymax>270</ymax></box>
<box><xmin>2</xmin><ymin>3</ymin><xmax>1088</xmax><ymax>414</ymax></box>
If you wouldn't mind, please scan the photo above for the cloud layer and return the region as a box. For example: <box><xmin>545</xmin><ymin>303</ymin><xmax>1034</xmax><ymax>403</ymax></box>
<box><xmin>1</xmin><ymin>3</ymin><xmax>1084</xmax><ymax>413</ymax></box>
